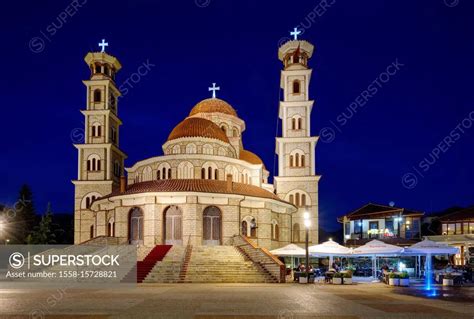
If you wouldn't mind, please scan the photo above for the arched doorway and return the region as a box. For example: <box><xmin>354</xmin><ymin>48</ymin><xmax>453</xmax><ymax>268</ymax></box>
<box><xmin>164</xmin><ymin>206</ymin><xmax>183</xmax><ymax>245</ymax></box>
<box><xmin>129</xmin><ymin>207</ymin><xmax>144</xmax><ymax>245</ymax></box>
<box><xmin>203</xmin><ymin>206</ymin><xmax>221</xmax><ymax>245</ymax></box>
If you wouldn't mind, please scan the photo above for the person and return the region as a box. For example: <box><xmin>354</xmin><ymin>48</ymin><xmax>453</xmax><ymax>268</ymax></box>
<box><xmin>331</xmin><ymin>262</ymin><xmax>339</xmax><ymax>272</ymax></box>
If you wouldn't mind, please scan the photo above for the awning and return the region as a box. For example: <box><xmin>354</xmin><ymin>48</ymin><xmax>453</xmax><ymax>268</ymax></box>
<box><xmin>270</xmin><ymin>244</ymin><xmax>306</xmax><ymax>257</ymax></box>
<box><xmin>309</xmin><ymin>240</ymin><xmax>352</xmax><ymax>256</ymax></box>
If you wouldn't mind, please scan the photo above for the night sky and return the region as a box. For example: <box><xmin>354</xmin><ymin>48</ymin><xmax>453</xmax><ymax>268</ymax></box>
<box><xmin>1</xmin><ymin>0</ymin><xmax>473</xmax><ymax>231</ymax></box>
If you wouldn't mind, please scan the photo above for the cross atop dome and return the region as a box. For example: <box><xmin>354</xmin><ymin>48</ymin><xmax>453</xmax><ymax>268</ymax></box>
<box><xmin>98</xmin><ymin>39</ymin><xmax>109</xmax><ymax>52</ymax></box>
<box><xmin>208</xmin><ymin>83</ymin><xmax>220</xmax><ymax>98</ymax></box>
<box><xmin>290</xmin><ymin>27</ymin><xmax>301</xmax><ymax>40</ymax></box>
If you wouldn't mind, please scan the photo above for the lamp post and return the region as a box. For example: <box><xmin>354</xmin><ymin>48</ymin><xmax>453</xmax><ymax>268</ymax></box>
<box><xmin>303</xmin><ymin>211</ymin><xmax>311</xmax><ymax>284</ymax></box>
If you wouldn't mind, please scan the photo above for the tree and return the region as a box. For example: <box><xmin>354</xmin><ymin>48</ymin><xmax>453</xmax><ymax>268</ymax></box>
<box><xmin>27</xmin><ymin>203</ymin><xmax>61</xmax><ymax>245</ymax></box>
<box><xmin>10</xmin><ymin>184</ymin><xmax>37</xmax><ymax>243</ymax></box>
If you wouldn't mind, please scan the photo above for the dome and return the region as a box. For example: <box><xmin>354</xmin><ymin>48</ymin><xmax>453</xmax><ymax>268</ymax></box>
<box><xmin>189</xmin><ymin>98</ymin><xmax>237</xmax><ymax>117</ymax></box>
<box><xmin>240</xmin><ymin>149</ymin><xmax>265</xmax><ymax>167</ymax></box>
<box><xmin>167</xmin><ymin>117</ymin><xmax>229</xmax><ymax>143</ymax></box>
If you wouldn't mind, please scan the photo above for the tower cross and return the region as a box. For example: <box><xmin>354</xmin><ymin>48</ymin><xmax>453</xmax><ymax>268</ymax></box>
<box><xmin>208</xmin><ymin>83</ymin><xmax>220</xmax><ymax>98</ymax></box>
<box><xmin>98</xmin><ymin>39</ymin><xmax>109</xmax><ymax>52</ymax></box>
<box><xmin>290</xmin><ymin>27</ymin><xmax>301</xmax><ymax>40</ymax></box>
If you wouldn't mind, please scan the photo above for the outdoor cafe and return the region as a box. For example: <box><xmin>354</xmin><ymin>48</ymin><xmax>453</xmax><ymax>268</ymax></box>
<box><xmin>270</xmin><ymin>238</ymin><xmax>470</xmax><ymax>286</ymax></box>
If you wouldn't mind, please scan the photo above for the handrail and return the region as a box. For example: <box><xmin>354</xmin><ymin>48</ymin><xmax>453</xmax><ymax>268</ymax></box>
<box><xmin>238</xmin><ymin>235</ymin><xmax>284</xmax><ymax>267</ymax></box>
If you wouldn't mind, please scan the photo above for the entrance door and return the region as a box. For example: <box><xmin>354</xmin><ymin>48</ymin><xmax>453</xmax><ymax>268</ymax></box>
<box><xmin>165</xmin><ymin>206</ymin><xmax>183</xmax><ymax>245</ymax></box>
<box><xmin>129</xmin><ymin>207</ymin><xmax>144</xmax><ymax>245</ymax></box>
<box><xmin>203</xmin><ymin>206</ymin><xmax>221</xmax><ymax>245</ymax></box>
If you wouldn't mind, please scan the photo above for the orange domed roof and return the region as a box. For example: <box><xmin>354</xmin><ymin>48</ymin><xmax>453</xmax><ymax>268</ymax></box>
<box><xmin>240</xmin><ymin>149</ymin><xmax>265</xmax><ymax>167</ymax></box>
<box><xmin>189</xmin><ymin>98</ymin><xmax>237</xmax><ymax>117</ymax></box>
<box><xmin>167</xmin><ymin>117</ymin><xmax>229</xmax><ymax>143</ymax></box>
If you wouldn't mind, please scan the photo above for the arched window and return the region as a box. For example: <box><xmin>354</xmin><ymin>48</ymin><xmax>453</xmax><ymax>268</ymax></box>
<box><xmin>93</xmin><ymin>89</ymin><xmax>101</xmax><ymax>102</ymax></box>
<box><xmin>293</xmin><ymin>80</ymin><xmax>300</xmax><ymax>94</ymax></box>
<box><xmin>87</xmin><ymin>154</ymin><xmax>101</xmax><ymax>171</ymax></box>
<box><xmin>295</xmin><ymin>153</ymin><xmax>300</xmax><ymax>167</ymax></box>
<box><xmin>242</xmin><ymin>216</ymin><xmax>257</xmax><ymax>237</ymax></box>
<box><xmin>292</xmin><ymin>118</ymin><xmax>296</xmax><ymax>130</ymax></box>
<box><xmin>241</xmin><ymin>220</ymin><xmax>248</xmax><ymax>236</ymax></box>
<box><xmin>114</xmin><ymin>161</ymin><xmax>121</xmax><ymax>177</ymax></box>
<box><xmin>90</xmin><ymin>225</ymin><xmax>94</xmax><ymax>239</ymax></box>
<box><xmin>157</xmin><ymin>170</ymin><xmax>161</xmax><ymax>180</ymax></box>
<box><xmin>298</xmin><ymin>118</ymin><xmax>303</xmax><ymax>130</ymax></box>
<box><xmin>104</xmin><ymin>65</ymin><xmax>110</xmax><ymax>76</ymax></box>
<box><xmin>94</xmin><ymin>63</ymin><xmax>101</xmax><ymax>74</ymax></box>
<box><xmin>295</xmin><ymin>193</ymin><xmax>300</xmax><ymax>207</ymax></box>
<box><xmin>220</xmin><ymin>124</ymin><xmax>228</xmax><ymax>135</ymax></box>
<box><xmin>203</xmin><ymin>144</ymin><xmax>213</xmax><ymax>155</ymax></box>
<box><xmin>301</xmin><ymin>194</ymin><xmax>306</xmax><ymax>207</ymax></box>
<box><xmin>232</xmin><ymin>128</ymin><xmax>239</xmax><ymax>137</ymax></box>
<box><xmin>201</xmin><ymin>168</ymin><xmax>205</xmax><ymax>179</ymax></box>
<box><xmin>81</xmin><ymin>192</ymin><xmax>102</xmax><ymax>210</ymax></box>
<box><xmin>158</xmin><ymin>163</ymin><xmax>171</xmax><ymax>180</ymax></box>
<box><xmin>214</xmin><ymin>169</ymin><xmax>219</xmax><ymax>180</ymax></box>
<box><xmin>275</xmin><ymin>224</ymin><xmax>280</xmax><ymax>240</ymax></box>
<box><xmin>225</xmin><ymin>165</ymin><xmax>239</xmax><ymax>181</ymax></box>
<box><xmin>208</xmin><ymin>166</ymin><xmax>212</xmax><ymax>180</ymax></box>
<box><xmin>289</xmin><ymin>155</ymin><xmax>294</xmax><ymax>167</ymax></box>
<box><xmin>178</xmin><ymin>161</ymin><xmax>194</xmax><ymax>179</ymax></box>
<box><xmin>301</xmin><ymin>155</ymin><xmax>305</xmax><ymax>167</ymax></box>
<box><xmin>129</xmin><ymin>207</ymin><xmax>144</xmax><ymax>245</ymax></box>
<box><xmin>172</xmin><ymin>145</ymin><xmax>180</xmax><ymax>154</ymax></box>
<box><xmin>110</xmin><ymin>94</ymin><xmax>116</xmax><ymax>111</ymax></box>
<box><xmin>218</xmin><ymin>147</ymin><xmax>226</xmax><ymax>156</ymax></box>
<box><xmin>142</xmin><ymin>166</ymin><xmax>153</xmax><ymax>181</ymax></box>
<box><xmin>186</xmin><ymin>144</ymin><xmax>197</xmax><ymax>154</ymax></box>
<box><xmin>293</xmin><ymin>223</ymin><xmax>300</xmax><ymax>242</ymax></box>
<box><xmin>92</xmin><ymin>122</ymin><xmax>101</xmax><ymax>137</ymax></box>
<box><xmin>271</xmin><ymin>220</ymin><xmax>279</xmax><ymax>240</ymax></box>
<box><xmin>289</xmin><ymin>194</ymin><xmax>294</xmax><ymax>204</ymax></box>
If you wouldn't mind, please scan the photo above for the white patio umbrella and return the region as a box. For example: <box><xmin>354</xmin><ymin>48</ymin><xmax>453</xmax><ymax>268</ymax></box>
<box><xmin>270</xmin><ymin>244</ymin><xmax>306</xmax><ymax>257</ymax></box>
<box><xmin>309</xmin><ymin>239</ymin><xmax>352</xmax><ymax>256</ymax></box>
<box><xmin>270</xmin><ymin>244</ymin><xmax>306</xmax><ymax>269</ymax></box>
<box><xmin>352</xmin><ymin>240</ymin><xmax>404</xmax><ymax>279</ymax></box>
<box><xmin>309</xmin><ymin>240</ymin><xmax>352</xmax><ymax>266</ymax></box>
<box><xmin>403</xmin><ymin>239</ymin><xmax>459</xmax><ymax>255</ymax></box>
<box><xmin>403</xmin><ymin>239</ymin><xmax>459</xmax><ymax>283</ymax></box>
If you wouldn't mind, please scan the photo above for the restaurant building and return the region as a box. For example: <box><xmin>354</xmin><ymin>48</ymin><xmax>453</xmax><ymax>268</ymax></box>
<box><xmin>338</xmin><ymin>203</ymin><xmax>424</xmax><ymax>247</ymax></box>
<box><xmin>426</xmin><ymin>206</ymin><xmax>474</xmax><ymax>265</ymax></box>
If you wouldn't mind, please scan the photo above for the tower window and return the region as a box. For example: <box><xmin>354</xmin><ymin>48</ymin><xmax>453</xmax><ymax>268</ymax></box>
<box><xmin>104</xmin><ymin>65</ymin><xmax>110</xmax><ymax>76</ymax></box>
<box><xmin>289</xmin><ymin>155</ymin><xmax>294</xmax><ymax>167</ymax></box>
<box><xmin>301</xmin><ymin>155</ymin><xmax>305</xmax><ymax>167</ymax></box>
<box><xmin>298</xmin><ymin>118</ymin><xmax>302</xmax><ymax>130</ymax></box>
<box><xmin>110</xmin><ymin>94</ymin><xmax>116</xmax><ymax>111</ymax></box>
<box><xmin>93</xmin><ymin>89</ymin><xmax>102</xmax><ymax>102</ymax></box>
<box><xmin>215</xmin><ymin>169</ymin><xmax>219</xmax><ymax>180</ymax></box>
<box><xmin>292</xmin><ymin>118</ymin><xmax>296</xmax><ymax>130</ymax></box>
<box><xmin>157</xmin><ymin>170</ymin><xmax>161</xmax><ymax>180</ymax></box>
<box><xmin>87</xmin><ymin>154</ymin><xmax>101</xmax><ymax>171</ymax></box>
<box><xmin>293</xmin><ymin>80</ymin><xmax>301</xmax><ymax>94</ymax></box>
<box><xmin>168</xmin><ymin>168</ymin><xmax>172</xmax><ymax>179</ymax></box>
<box><xmin>201</xmin><ymin>168</ymin><xmax>205</xmax><ymax>179</ymax></box>
<box><xmin>95</xmin><ymin>63</ymin><xmax>102</xmax><ymax>74</ymax></box>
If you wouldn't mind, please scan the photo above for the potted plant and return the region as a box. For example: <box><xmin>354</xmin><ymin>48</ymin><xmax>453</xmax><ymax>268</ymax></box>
<box><xmin>388</xmin><ymin>273</ymin><xmax>400</xmax><ymax>286</ymax></box>
<box><xmin>333</xmin><ymin>272</ymin><xmax>343</xmax><ymax>285</ymax></box>
<box><xmin>299</xmin><ymin>272</ymin><xmax>308</xmax><ymax>284</ymax></box>
<box><xmin>442</xmin><ymin>273</ymin><xmax>454</xmax><ymax>286</ymax></box>
<box><xmin>343</xmin><ymin>271</ymin><xmax>353</xmax><ymax>285</ymax></box>
<box><xmin>399</xmin><ymin>272</ymin><xmax>409</xmax><ymax>287</ymax></box>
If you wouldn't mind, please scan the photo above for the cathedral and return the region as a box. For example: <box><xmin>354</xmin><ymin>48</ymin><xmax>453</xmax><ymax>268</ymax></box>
<box><xmin>73</xmin><ymin>36</ymin><xmax>320</xmax><ymax>251</ymax></box>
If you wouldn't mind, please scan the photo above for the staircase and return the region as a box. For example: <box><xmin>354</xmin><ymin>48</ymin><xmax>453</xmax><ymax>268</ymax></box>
<box><xmin>123</xmin><ymin>245</ymin><xmax>172</xmax><ymax>283</ymax></box>
<box><xmin>181</xmin><ymin>246</ymin><xmax>277</xmax><ymax>283</ymax></box>
<box><xmin>143</xmin><ymin>245</ymin><xmax>186</xmax><ymax>283</ymax></box>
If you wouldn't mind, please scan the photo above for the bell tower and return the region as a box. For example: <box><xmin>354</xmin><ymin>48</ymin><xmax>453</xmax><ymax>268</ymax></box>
<box><xmin>73</xmin><ymin>40</ymin><xmax>127</xmax><ymax>244</ymax></box>
<box><xmin>274</xmin><ymin>29</ymin><xmax>321</xmax><ymax>245</ymax></box>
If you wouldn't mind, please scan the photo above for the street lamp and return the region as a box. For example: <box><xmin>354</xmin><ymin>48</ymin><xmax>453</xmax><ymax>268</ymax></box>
<box><xmin>303</xmin><ymin>211</ymin><xmax>311</xmax><ymax>283</ymax></box>
<box><xmin>5</xmin><ymin>239</ymin><xmax>10</xmax><ymax>245</ymax></box>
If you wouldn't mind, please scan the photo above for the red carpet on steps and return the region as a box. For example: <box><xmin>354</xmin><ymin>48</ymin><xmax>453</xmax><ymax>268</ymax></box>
<box><xmin>134</xmin><ymin>245</ymin><xmax>172</xmax><ymax>283</ymax></box>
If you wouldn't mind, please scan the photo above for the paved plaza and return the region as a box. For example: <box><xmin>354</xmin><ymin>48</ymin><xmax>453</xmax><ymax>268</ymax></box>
<box><xmin>0</xmin><ymin>283</ymin><xmax>473</xmax><ymax>318</ymax></box>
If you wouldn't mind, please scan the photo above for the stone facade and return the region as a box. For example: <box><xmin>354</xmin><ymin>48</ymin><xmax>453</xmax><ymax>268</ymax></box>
<box><xmin>73</xmin><ymin>39</ymin><xmax>320</xmax><ymax>250</ymax></box>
